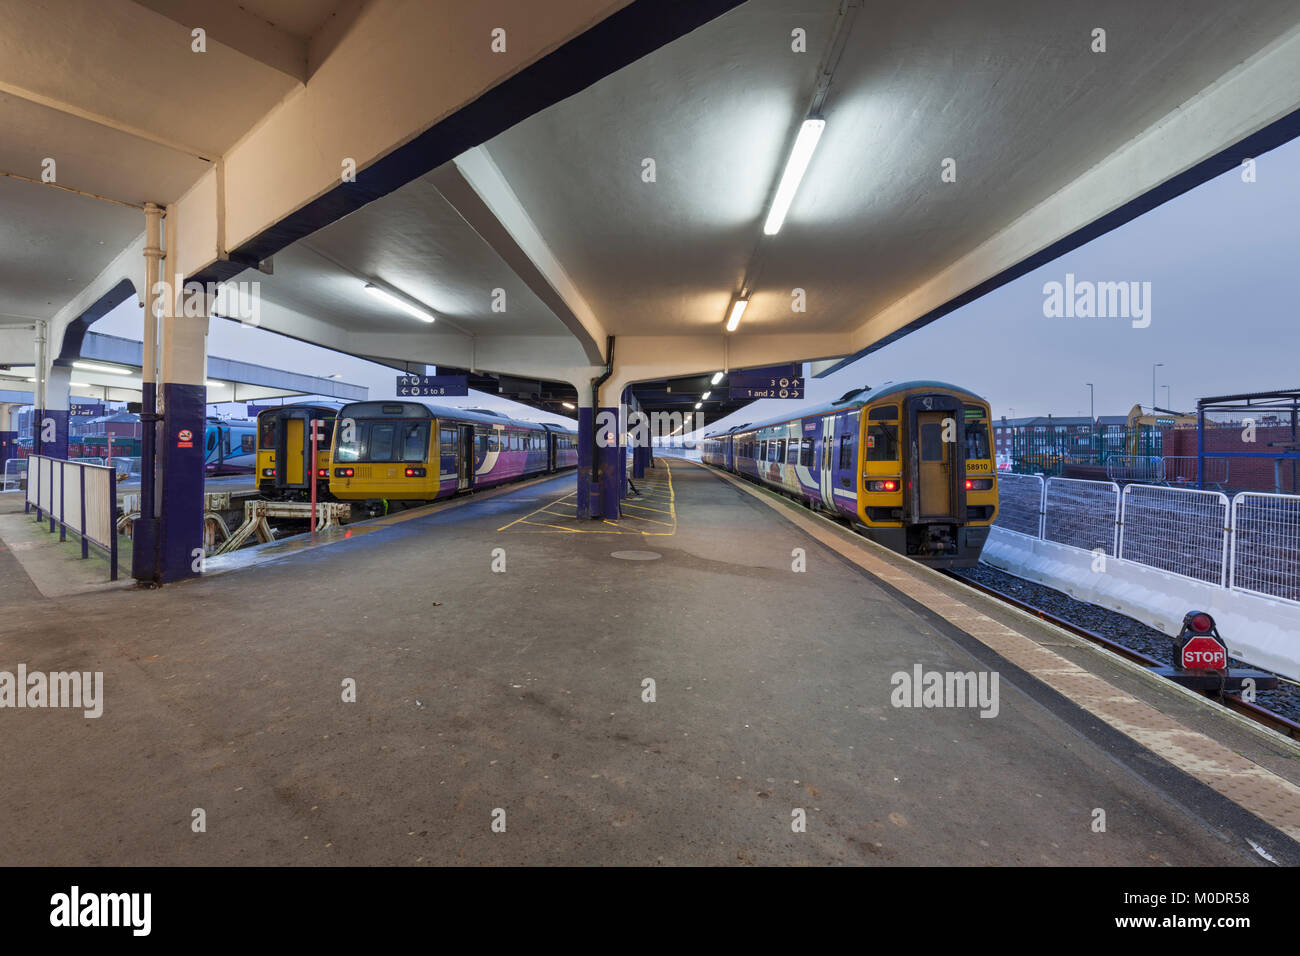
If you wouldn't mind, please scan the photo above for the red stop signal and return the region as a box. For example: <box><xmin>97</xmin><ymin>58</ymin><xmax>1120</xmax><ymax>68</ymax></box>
<box><xmin>1180</xmin><ymin>636</ymin><xmax>1227</xmax><ymax>671</ymax></box>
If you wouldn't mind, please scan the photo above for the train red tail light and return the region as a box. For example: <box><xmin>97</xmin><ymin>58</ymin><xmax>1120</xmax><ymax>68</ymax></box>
<box><xmin>317</xmin><ymin>468</ymin><xmax>328</xmax><ymax>478</ymax></box>
<box><xmin>334</xmin><ymin>467</ymin><xmax>354</xmax><ymax>478</ymax></box>
<box><xmin>884</xmin><ymin>480</ymin><xmax>897</xmax><ymax>491</ymax></box>
<box><xmin>867</xmin><ymin>479</ymin><xmax>900</xmax><ymax>493</ymax></box>
<box><xmin>404</xmin><ymin>467</ymin><xmax>426</xmax><ymax>477</ymax></box>
<box><xmin>965</xmin><ymin>479</ymin><xmax>973</xmax><ymax>489</ymax></box>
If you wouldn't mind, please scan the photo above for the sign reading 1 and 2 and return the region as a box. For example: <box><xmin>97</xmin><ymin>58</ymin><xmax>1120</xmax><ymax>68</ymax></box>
<box><xmin>728</xmin><ymin>364</ymin><xmax>804</xmax><ymax>400</ymax></box>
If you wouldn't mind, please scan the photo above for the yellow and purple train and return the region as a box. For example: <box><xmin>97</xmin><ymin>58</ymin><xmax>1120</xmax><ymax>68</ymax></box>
<box><xmin>325</xmin><ymin>400</ymin><xmax>577</xmax><ymax>509</ymax></box>
<box><xmin>701</xmin><ymin>381</ymin><xmax>998</xmax><ymax>566</ymax></box>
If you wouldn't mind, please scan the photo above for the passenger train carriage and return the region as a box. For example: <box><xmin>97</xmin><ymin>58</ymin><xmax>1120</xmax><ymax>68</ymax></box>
<box><xmin>255</xmin><ymin>402</ymin><xmax>345</xmax><ymax>500</ymax></box>
<box><xmin>328</xmin><ymin>400</ymin><xmax>578</xmax><ymax>508</ymax></box>
<box><xmin>701</xmin><ymin>381</ymin><xmax>997</xmax><ymax>566</ymax></box>
<box><xmin>203</xmin><ymin>418</ymin><xmax>258</xmax><ymax>476</ymax></box>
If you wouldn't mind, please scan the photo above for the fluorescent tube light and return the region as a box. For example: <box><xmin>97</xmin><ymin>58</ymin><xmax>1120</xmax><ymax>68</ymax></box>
<box><xmin>763</xmin><ymin>118</ymin><xmax>825</xmax><ymax>236</ymax></box>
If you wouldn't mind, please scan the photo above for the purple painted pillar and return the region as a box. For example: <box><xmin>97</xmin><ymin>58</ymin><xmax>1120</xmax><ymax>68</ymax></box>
<box><xmin>157</xmin><ymin>382</ymin><xmax>206</xmax><ymax>583</ymax></box>
<box><xmin>576</xmin><ymin>405</ymin><xmax>595</xmax><ymax>519</ymax></box>
<box><xmin>598</xmin><ymin>405</ymin><xmax>620</xmax><ymax>519</ymax></box>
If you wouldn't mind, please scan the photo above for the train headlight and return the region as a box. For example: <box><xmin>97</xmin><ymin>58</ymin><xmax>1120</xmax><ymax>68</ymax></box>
<box><xmin>335</xmin><ymin>467</ymin><xmax>354</xmax><ymax>478</ymax></box>
<box><xmin>262</xmin><ymin>468</ymin><xmax>275</xmax><ymax>477</ymax></box>
<box><xmin>404</xmin><ymin>467</ymin><xmax>426</xmax><ymax>477</ymax></box>
<box><xmin>965</xmin><ymin>478</ymin><xmax>993</xmax><ymax>491</ymax></box>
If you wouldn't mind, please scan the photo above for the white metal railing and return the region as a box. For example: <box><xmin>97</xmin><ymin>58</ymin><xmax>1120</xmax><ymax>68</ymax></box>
<box><xmin>1106</xmin><ymin>455</ymin><xmax>1164</xmax><ymax>484</ymax></box>
<box><xmin>997</xmin><ymin>473</ymin><xmax>1300</xmax><ymax>604</ymax></box>
<box><xmin>992</xmin><ymin>473</ymin><xmax>1044</xmax><ymax>537</ymax></box>
<box><xmin>1229</xmin><ymin>493</ymin><xmax>1300</xmax><ymax>604</ymax></box>
<box><xmin>1044</xmin><ymin>477</ymin><xmax>1120</xmax><ymax>555</ymax></box>
<box><xmin>1118</xmin><ymin>484</ymin><xmax>1229</xmax><ymax>587</ymax></box>
<box><xmin>24</xmin><ymin>455</ymin><xmax>118</xmax><ymax>580</ymax></box>
<box><xmin>1</xmin><ymin>457</ymin><xmax>28</xmax><ymax>492</ymax></box>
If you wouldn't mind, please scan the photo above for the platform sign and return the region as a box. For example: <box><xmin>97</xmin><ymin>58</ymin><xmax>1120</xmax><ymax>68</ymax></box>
<box><xmin>395</xmin><ymin>374</ymin><xmax>468</xmax><ymax>397</ymax></box>
<box><xmin>728</xmin><ymin>364</ymin><xmax>803</xmax><ymax>399</ymax></box>
<box><xmin>70</xmin><ymin>402</ymin><xmax>103</xmax><ymax>418</ymax></box>
<box><xmin>245</xmin><ymin>404</ymin><xmax>275</xmax><ymax>418</ymax></box>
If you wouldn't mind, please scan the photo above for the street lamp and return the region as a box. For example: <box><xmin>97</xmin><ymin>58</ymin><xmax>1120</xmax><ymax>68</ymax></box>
<box><xmin>1162</xmin><ymin>384</ymin><xmax>1171</xmax><ymax>409</ymax></box>
<box><xmin>1152</xmin><ymin>363</ymin><xmax>1163</xmax><ymax>411</ymax></box>
<box><xmin>1085</xmin><ymin>383</ymin><xmax>1094</xmax><ymax>422</ymax></box>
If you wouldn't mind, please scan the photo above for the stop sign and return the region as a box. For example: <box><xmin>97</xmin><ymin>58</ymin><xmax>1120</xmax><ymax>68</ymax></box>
<box><xmin>1181</xmin><ymin>636</ymin><xmax>1227</xmax><ymax>670</ymax></box>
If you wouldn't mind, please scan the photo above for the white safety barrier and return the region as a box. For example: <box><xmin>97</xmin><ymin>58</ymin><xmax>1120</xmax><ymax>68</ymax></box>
<box><xmin>24</xmin><ymin>455</ymin><xmax>118</xmax><ymax>580</ymax></box>
<box><xmin>989</xmin><ymin>478</ymin><xmax>1300</xmax><ymax>679</ymax></box>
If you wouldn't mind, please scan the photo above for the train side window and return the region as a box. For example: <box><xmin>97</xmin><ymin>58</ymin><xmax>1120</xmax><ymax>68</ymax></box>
<box><xmin>241</xmin><ymin>434</ymin><xmax>255</xmax><ymax>453</ymax></box>
<box><xmin>865</xmin><ymin>424</ymin><xmax>899</xmax><ymax>461</ymax></box>
<box><xmin>440</xmin><ymin>428</ymin><xmax>457</xmax><ymax>454</ymax></box>
<box><xmin>775</xmin><ymin>439</ymin><xmax>785</xmax><ymax>462</ymax></box>
<box><xmin>920</xmin><ymin>423</ymin><xmax>945</xmax><ymax>461</ymax></box>
<box><xmin>838</xmin><ymin>435</ymin><xmax>854</xmax><ymax>469</ymax></box>
<box><xmin>786</xmin><ymin>440</ymin><xmax>798</xmax><ymax>465</ymax></box>
<box><xmin>799</xmin><ymin>438</ymin><xmax>813</xmax><ymax>466</ymax></box>
<box><xmin>488</xmin><ymin>431</ymin><xmax>501</xmax><ymax>452</ymax></box>
<box><xmin>369</xmin><ymin>424</ymin><xmax>396</xmax><ymax>461</ymax></box>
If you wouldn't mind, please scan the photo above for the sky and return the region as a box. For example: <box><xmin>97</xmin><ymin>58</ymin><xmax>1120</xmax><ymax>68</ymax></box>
<box><xmin>86</xmin><ymin>131</ymin><xmax>1299</xmax><ymax>436</ymax></box>
<box><xmin>701</xmin><ymin>133</ymin><xmax>1300</xmax><ymax>435</ymax></box>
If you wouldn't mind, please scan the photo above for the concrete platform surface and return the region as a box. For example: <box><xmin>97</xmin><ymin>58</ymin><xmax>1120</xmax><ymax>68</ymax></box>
<box><xmin>0</xmin><ymin>460</ymin><xmax>1295</xmax><ymax>866</ymax></box>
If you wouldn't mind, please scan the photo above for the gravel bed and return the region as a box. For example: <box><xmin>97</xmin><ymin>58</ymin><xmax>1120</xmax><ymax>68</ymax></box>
<box><xmin>951</xmin><ymin>564</ymin><xmax>1300</xmax><ymax>722</ymax></box>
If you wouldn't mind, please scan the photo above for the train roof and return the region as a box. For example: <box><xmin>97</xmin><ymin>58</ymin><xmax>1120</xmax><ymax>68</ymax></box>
<box><xmin>339</xmin><ymin>399</ymin><xmax>575</xmax><ymax>434</ymax></box>
<box><xmin>704</xmin><ymin>380</ymin><xmax>986</xmax><ymax>437</ymax></box>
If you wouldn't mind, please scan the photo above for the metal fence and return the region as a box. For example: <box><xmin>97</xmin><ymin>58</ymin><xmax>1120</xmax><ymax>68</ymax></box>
<box><xmin>1044</xmin><ymin>477</ymin><xmax>1119</xmax><ymax>555</ymax></box>
<box><xmin>24</xmin><ymin>455</ymin><xmax>119</xmax><ymax>580</ymax></box>
<box><xmin>1118</xmin><ymin>484</ymin><xmax>1229</xmax><ymax>586</ymax></box>
<box><xmin>1229</xmin><ymin>493</ymin><xmax>1300</xmax><ymax>603</ymax></box>
<box><xmin>1</xmin><ymin>458</ymin><xmax>27</xmax><ymax>491</ymax></box>
<box><xmin>1105</xmin><ymin>455</ymin><xmax>1164</xmax><ymax>484</ymax></box>
<box><xmin>992</xmin><ymin>473</ymin><xmax>1043</xmax><ymax>537</ymax></box>
<box><xmin>996</xmin><ymin>476</ymin><xmax>1296</xmax><ymax>602</ymax></box>
<box><xmin>1163</xmin><ymin>456</ymin><xmax>1229</xmax><ymax>490</ymax></box>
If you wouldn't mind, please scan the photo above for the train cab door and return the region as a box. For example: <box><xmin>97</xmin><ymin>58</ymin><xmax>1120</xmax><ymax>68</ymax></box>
<box><xmin>285</xmin><ymin>418</ymin><xmax>305</xmax><ymax>487</ymax></box>
<box><xmin>458</xmin><ymin>425</ymin><xmax>474</xmax><ymax>490</ymax></box>
<box><xmin>906</xmin><ymin>394</ymin><xmax>964</xmax><ymax>522</ymax></box>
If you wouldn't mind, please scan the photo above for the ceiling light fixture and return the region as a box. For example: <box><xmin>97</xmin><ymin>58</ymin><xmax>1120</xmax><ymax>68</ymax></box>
<box><xmin>725</xmin><ymin>298</ymin><xmax>748</xmax><ymax>332</ymax></box>
<box><xmin>763</xmin><ymin>117</ymin><xmax>826</xmax><ymax>236</ymax></box>
<box><xmin>701</xmin><ymin>391</ymin><xmax>711</xmax><ymax>401</ymax></box>
<box><xmin>365</xmin><ymin>282</ymin><xmax>436</xmax><ymax>323</ymax></box>
<box><xmin>205</xmin><ymin>380</ymin><xmax>225</xmax><ymax>388</ymax></box>
<box><xmin>562</xmin><ymin>402</ymin><xmax>576</xmax><ymax>410</ymax></box>
<box><xmin>695</xmin><ymin>402</ymin><xmax>702</xmax><ymax>410</ymax></box>
<box><xmin>72</xmin><ymin>361</ymin><xmax>131</xmax><ymax>376</ymax></box>
<box><xmin>711</xmin><ymin>372</ymin><xmax>724</xmax><ymax>386</ymax></box>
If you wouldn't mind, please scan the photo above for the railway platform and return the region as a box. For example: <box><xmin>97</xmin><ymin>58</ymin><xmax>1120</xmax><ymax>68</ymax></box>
<box><xmin>1</xmin><ymin>459</ymin><xmax>1297</xmax><ymax>866</ymax></box>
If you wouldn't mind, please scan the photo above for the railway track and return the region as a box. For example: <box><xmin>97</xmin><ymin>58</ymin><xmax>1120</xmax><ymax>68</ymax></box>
<box><xmin>940</xmin><ymin>569</ymin><xmax>1300</xmax><ymax>742</ymax></box>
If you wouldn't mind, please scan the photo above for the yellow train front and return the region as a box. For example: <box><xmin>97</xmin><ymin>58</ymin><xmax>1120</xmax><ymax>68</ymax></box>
<box><xmin>326</xmin><ymin>400</ymin><xmax>577</xmax><ymax>510</ymax></box>
<box><xmin>701</xmin><ymin>381</ymin><xmax>997</xmax><ymax>566</ymax></box>
<box><xmin>255</xmin><ymin>402</ymin><xmax>344</xmax><ymax>500</ymax></box>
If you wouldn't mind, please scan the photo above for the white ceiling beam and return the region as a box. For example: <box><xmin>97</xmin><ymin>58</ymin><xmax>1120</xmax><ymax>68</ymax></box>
<box><xmin>128</xmin><ymin>0</ymin><xmax>308</xmax><ymax>83</ymax></box>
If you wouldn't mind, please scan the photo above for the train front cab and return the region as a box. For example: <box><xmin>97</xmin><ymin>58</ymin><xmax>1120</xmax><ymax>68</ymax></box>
<box><xmin>857</xmin><ymin>391</ymin><xmax>997</xmax><ymax>566</ymax></box>
<box><xmin>257</xmin><ymin>406</ymin><xmax>338</xmax><ymax>499</ymax></box>
<box><xmin>329</xmin><ymin>402</ymin><xmax>444</xmax><ymax>503</ymax></box>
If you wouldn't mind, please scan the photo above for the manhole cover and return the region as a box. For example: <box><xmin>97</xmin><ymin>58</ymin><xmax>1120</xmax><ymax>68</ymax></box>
<box><xmin>611</xmin><ymin>550</ymin><xmax>662</xmax><ymax>561</ymax></box>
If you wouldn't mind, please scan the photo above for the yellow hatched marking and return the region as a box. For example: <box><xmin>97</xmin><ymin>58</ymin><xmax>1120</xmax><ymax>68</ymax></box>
<box><xmin>498</xmin><ymin>458</ymin><xmax>676</xmax><ymax>535</ymax></box>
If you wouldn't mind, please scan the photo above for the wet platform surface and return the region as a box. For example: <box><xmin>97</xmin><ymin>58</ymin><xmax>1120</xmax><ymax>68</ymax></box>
<box><xmin>1</xmin><ymin>459</ymin><xmax>1297</xmax><ymax>865</ymax></box>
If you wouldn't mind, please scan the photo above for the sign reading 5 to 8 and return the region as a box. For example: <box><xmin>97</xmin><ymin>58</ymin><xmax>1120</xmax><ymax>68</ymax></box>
<box><xmin>395</xmin><ymin>374</ymin><xmax>468</xmax><ymax>397</ymax></box>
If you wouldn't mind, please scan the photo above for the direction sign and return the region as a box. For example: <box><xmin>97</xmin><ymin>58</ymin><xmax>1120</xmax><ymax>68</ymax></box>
<box><xmin>729</xmin><ymin>384</ymin><xmax>804</xmax><ymax>400</ymax></box>
<box><xmin>727</xmin><ymin>364</ymin><xmax>803</xmax><ymax>389</ymax></box>
<box><xmin>70</xmin><ymin>402</ymin><xmax>104</xmax><ymax>418</ymax></box>
<box><xmin>395</xmin><ymin>374</ymin><xmax>468</xmax><ymax>397</ymax></box>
